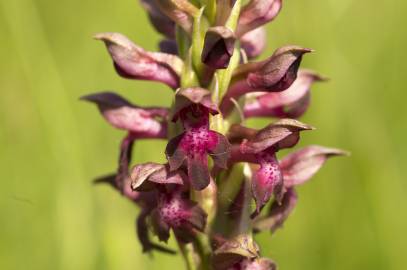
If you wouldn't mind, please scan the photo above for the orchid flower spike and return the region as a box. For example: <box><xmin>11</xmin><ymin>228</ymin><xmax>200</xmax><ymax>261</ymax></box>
<box><xmin>84</xmin><ymin>1</ymin><xmax>347</xmax><ymax>268</ymax></box>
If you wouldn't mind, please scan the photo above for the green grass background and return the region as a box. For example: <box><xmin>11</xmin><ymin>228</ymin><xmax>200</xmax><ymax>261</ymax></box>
<box><xmin>1</xmin><ymin>0</ymin><xmax>406</xmax><ymax>269</ymax></box>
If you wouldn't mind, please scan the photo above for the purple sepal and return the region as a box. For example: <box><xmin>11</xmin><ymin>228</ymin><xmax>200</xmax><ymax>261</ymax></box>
<box><xmin>94</xmin><ymin>32</ymin><xmax>183</xmax><ymax>89</ymax></box>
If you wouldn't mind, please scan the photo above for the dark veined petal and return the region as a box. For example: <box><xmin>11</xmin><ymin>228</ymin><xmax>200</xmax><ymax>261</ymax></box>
<box><xmin>251</xmin><ymin>151</ymin><xmax>283</xmax><ymax>216</ymax></box>
<box><xmin>94</xmin><ymin>32</ymin><xmax>183</xmax><ymax>89</ymax></box>
<box><xmin>244</xmin><ymin>70</ymin><xmax>326</xmax><ymax>118</ymax></box>
<box><xmin>201</xmin><ymin>26</ymin><xmax>236</xmax><ymax>69</ymax></box>
<box><xmin>81</xmin><ymin>92</ymin><xmax>168</xmax><ymax>138</ymax></box>
<box><xmin>207</xmin><ymin>131</ymin><xmax>232</xmax><ymax>169</ymax></box>
<box><xmin>240</xmin><ymin>118</ymin><xmax>314</xmax><ymax>154</ymax></box>
<box><xmin>237</xmin><ymin>0</ymin><xmax>282</xmax><ymax>36</ymax></box>
<box><xmin>140</xmin><ymin>0</ymin><xmax>175</xmax><ymax>38</ymax></box>
<box><xmin>130</xmin><ymin>162</ymin><xmax>186</xmax><ymax>191</ymax></box>
<box><xmin>253</xmin><ymin>188</ymin><xmax>298</xmax><ymax>233</ymax></box>
<box><xmin>280</xmin><ymin>145</ymin><xmax>349</xmax><ymax>188</ymax></box>
<box><xmin>240</xmin><ymin>27</ymin><xmax>267</xmax><ymax>59</ymax></box>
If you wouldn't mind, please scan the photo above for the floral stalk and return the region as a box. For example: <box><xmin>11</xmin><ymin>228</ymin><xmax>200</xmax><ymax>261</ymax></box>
<box><xmin>82</xmin><ymin>0</ymin><xmax>347</xmax><ymax>269</ymax></box>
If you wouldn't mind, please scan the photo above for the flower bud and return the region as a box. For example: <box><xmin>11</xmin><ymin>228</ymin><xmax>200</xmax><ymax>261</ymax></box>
<box><xmin>95</xmin><ymin>32</ymin><xmax>183</xmax><ymax>89</ymax></box>
<box><xmin>237</xmin><ymin>0</ymin><xmax>282</xmax><ymax>37</ymax></box>
<box><xmin>202</xmin><ymin>26</ymin><xmax>236</xmax><ymax>69</ymax></box>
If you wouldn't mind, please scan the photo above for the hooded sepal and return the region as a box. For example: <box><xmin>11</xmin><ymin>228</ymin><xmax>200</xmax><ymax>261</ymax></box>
<box><xmin>212</xmin><ymin>234</ymin><xmax>260</xmax><ymax>270</ymax></box>
<box><xmin>244</xmin><ymin>70</ymin><xmax>326</xmax><ymax>118</ymax></box>
<box><xmin>237</xmin><ymin>0</ymin><xmax>282</xmax><ymax>36</ymax></box>
<box><xmin>151</xmin><ymin>190</ymin><xmax>207</xmax><ymax>243</ymax></box>
<box><xmin>280</xmin><ymin>145</ymin><xmax>348</xmax><ymax>188</ymax></box>
<box><xmin>94</xmin><ymin>32</ymin><xmax>183</xmax><ymax>89</ymax></box>
<box><xmin>130</xmin><ymin>162</ymin><xmax>187</xmax><ymax>191</ymax></box>
<box><xmin>171</xmin><ymin>87</ymin><xmax>219</xmax><ymax>123</ymax></box>
<box><xmin>240</xmin><ymin>119</ymin><xmax>314</xmax><ymax>154</ymax></box>
<box><xmin>81</xmin><ymin>92</ymin><xmax>168</xmax><ymax>138</ymax></box>
<box><xmin>246</xmin><ymin>46</ymin><xmax>312</xmax><ymax>92</ymax></box>
<box><xmin>201</xmin><ymin>26</ymin><xmax>236</xmax><ymax>69</ymax></box>
<box><xmin>253</xmin><ymin>188</ymin><xmax>298</xmax><ymax>233</ymax></box>
<box><xmin>220</xmin><ymin>46</ymin><xmax>312</xmax><ymax>116</ymax></box>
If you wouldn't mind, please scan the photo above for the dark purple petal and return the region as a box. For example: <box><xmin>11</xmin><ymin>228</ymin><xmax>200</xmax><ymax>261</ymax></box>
<box><xmin>166</xmin><ymin>133</ymin><xmax>188</xmax><ymax>171</ymax></box>
<box><xmin>130</xmin><ymin>162</ymin><xmax>186</xmax><ymax>191</ymax></box>
<box><xmin>187</xmin><ymin>153</ymin><xmax>211</xmax><ymax>190</ymax></box>
<box><xmin>244</xmin><ymin>70</ymin><xmax>326</xmax><ymax>118</ymax></box>
<box><xmin>253</xmin><ymin>188</ymin><xmax>298</xmax><ymax>233</ymax></box>
<box><xmin>81</xmin><ymin>92</ymin><xmax>168</xmax><ymax>138</ymax></box>
<box><xmin>140</xmin><ymin>0</ymin><xmax>175</xmax><ymax>38</ymax></box>
<box><xmin>237</xmin><ymin>0</ymin><xmax>282</xmax><ymax>36</ymax></box>
<box><xmin>136</xmin><ymin>209</ymin><xmax>176</xmax><ymax>254</ymax></box>
<box><xmin>251</xmin><ymin>151</ymin><xmax>283</xmax><ymax>216</ymax></box>
<box><xmin>240</xmin><ymin>119</ymin><xmax>314</xmax><ymax>154</ymax></box>
<box><xmin>94</xmin><ymin>32</ymin><xmax>183</xmax><ymax>89</ymax></box>
<box><xmin>208</xmin><ymin>131</ymin><xmax>232</xmax><ymax>169</ymax></box>
<box><xmin>280</xmin><ymin>145</ymin><xmax>348</xmax><ymax>188</ymax></box>
<box><xmin>151</xmin><ymin>208</ymin><xmax>171</xmax><ymax>242</ymax></box>
<box><xmin>202</xmin><ymin>26</ymin><xmax>236</xmax><ymax>69</ymax></box>
<box><xmin>240</xmin><ymin>27</ymin><xmax>267</xmax><ymax>59</ymax></box>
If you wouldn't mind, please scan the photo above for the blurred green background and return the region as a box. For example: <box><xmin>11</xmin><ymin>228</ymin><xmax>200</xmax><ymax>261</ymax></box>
<box><xmin>1</xmin><ymin>0</ymin><xmax>406</xmax><ymax>269</ymax></box>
